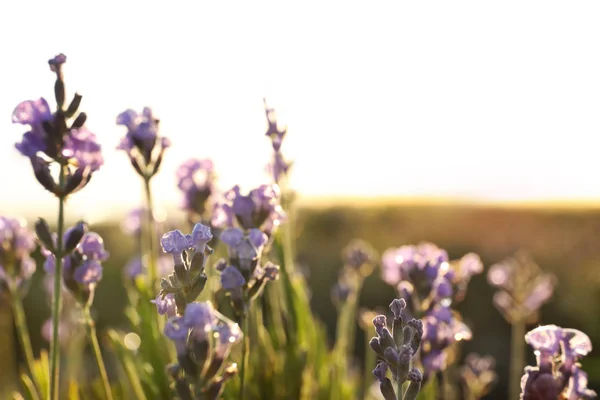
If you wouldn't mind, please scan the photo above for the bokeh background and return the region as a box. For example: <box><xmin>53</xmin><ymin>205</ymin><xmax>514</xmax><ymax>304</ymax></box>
<box><xmin>1</xmin><ymin>1</ymin><xmax>600</xmax><ymax>399</ymax></box>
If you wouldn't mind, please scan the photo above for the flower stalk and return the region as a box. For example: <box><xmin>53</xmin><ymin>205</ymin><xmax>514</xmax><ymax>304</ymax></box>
<box><xmin>9</xmin><ymin>281</ymin><xmax>38</xmax><ymax>393</ymax></box>
<box><xmin>84</xmin><ymin>307</ymin><xmax>114</xmax><ymax>400</ymax></box>
<box><xmin>49</xmin><ymin>165</ymin><xmax>66</xmax><ymax>400</ymax></box>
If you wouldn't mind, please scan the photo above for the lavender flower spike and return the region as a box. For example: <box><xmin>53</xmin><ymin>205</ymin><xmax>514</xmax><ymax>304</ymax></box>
<box><xmin>0</xmin><ymin>217</ymin><xmax>37</xmax><ymax>291</ymax></box>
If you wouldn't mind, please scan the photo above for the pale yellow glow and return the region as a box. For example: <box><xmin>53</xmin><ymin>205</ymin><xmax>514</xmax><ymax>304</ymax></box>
<box><xmin>1</xmin><ymin>1</ymin><xmax>600</xmax><ymax>221</ymax></box>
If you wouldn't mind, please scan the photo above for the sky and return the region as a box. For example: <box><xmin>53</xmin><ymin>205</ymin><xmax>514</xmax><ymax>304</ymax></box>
<box><xmin>1</xmin><ymin>1</ymin><xmax>600</xmax><ymax>221</ymax></box>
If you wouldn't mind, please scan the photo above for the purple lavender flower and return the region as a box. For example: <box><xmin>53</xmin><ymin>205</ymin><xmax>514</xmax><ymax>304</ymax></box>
<box><xmin>0</xmin><ymin>217</ymin><xmax>37</xmax><ymax>291</ymax></box>
<box><xmin>263</xmin><ymin>99</ymin><xmax>287</xmax><ymax>152</ymax></box>
<box><xmin>176</xmin><ymin>158</ymin><xmax>216</xmax><ymax>216</ymax></box>
<box><xmin>521</xmin><ymin>325</ymin><xmax>596</xmax><ymax>400</ymax></box>
<box><xmin>488</xmin><ymin>252</ymin><xmax>556</xmax><ymax>324</ymax></box>
<box><xmin>121</xmin><ymin>207</ymin><xmax>147</xmax><ymax>236</ymax></box>
<box><xmin>212</xmin><ymin>184</ymin><xmax>285</xmax><ymax>232</ymax></box>
<box><xmin>220</xmin><ymin>266</ymin><xmax>246</xmax><ymax>290</ymax></box>
<box><xmin>460</xmin><ymin>353</ymin><xmax>497</xmax><ymax>399</ymax></box>
<box><xmin>163</xmin><ymin>301</ymin><xmax>241</xmax><ymax>390</ymax></box>
<box><xmin>267</xmin><ymin>152</ymin><xmax>291</xmax><ymax>183</ymax></box>
<box><xmin>157</xmin><ymin>224</ymin><xmax>214</xmax><ymax>315</ymax></box>
<box><xmin>116</xmin><ymin>107</ymin><xmax>170</xmax><ymax>179</ymax></box>
<box><xmin>152</xmin><ymin>293</ymin><xmax>177</xmax><ymax>318</ymax></box>
<box><xmin>13</xmin><ymin>55</ymin><xmax>103</xmax><ymax>196</ymax></box>
<box><xmin>43</xmin><ymin>230</ymin><xmax>109</xmax><ymax>305</ymax></box>
<box><xmin>370</xmin><ymin>298</ymin><xmax>423</xmax><ymax>399</ymax></box>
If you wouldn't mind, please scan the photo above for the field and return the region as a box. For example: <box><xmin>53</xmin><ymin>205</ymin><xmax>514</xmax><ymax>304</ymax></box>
<box><xmin>3</xmin><ymin>202</ymin><xmax>599</xmax><ymax>399</ymax></box>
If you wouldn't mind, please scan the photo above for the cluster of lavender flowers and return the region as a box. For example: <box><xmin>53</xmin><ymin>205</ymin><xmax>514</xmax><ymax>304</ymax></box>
<box><xmin>117</xmin><ymin>107</ymin><xmax>170</xmax><ymax>180</ymax></box>
<box><xmin>164</xmin><ymin>301</ymin><xmax>242</xmax><ymax>399</ymax></box>
<box><xmin>460</xmin><ymin>353</ymin><xmax>498</xmax><ymax>400</ymax></box>
<box><xmin>40</xmin><ymin>221</ymin><xmax>110</xmax><ymax>306</ymax></box>
<box><xmin>381</xmin><ymin>242</ymin><xmax>482</xmax><ymax>378</ymax></box>
<box><xmin>521</xmin><ymin>325</ymin><xmax>596</xmax><ymax>399</ymax></box>
<box><xmin>331</xmin><ymin>239</ymin><xmax>377</xmax><ymax>307</ymax></box>
<box><xmin>13</xmin><ymin>54</ymin><xmax>103</xmax><ymax>197</ymax></box>
<box><xmin>0</xmin><ymin>217</ymin><xmax>36</xmax><ymax>295</ymax></box>
<box><xmin>176</xmin><ymin>159</ymin><xmax>217</xmax><ymax>224</ymax></box>
<box><xmin>488</xmin><ymin>251</ymin><xmax>556</xmax><ymax>324</ymax></box>
<box><xmin>370</xmin><ymin>298</ymin><xmax>423</xmax><ymax>400</ymax></box>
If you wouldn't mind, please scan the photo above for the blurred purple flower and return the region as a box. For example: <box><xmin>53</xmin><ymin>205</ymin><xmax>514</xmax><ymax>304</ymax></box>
<box><xmin>212</xmin><ymin>184</ymin><xmax>285</xmax><ymax>232</ymax></box>
<box><xmin>48</xmin><ymin>54</ymin><xmax>67</xmax><ymax>72</ymax></box>
<box><xmin>121</xmin><ymin>207</ymin><xmax>146</xmax><ymax>236</ymax></box>
<box><xmin>0</xmin><ymin>217</ymin><xmax>37</xmax><ymax>290</ymax></box>
<box><xmin>62</xmin><ymin>127</ymin><xmax>103</xmax><ymax>172</ymax></box>
<box><xmin>263</xmin><ymin>99</ymin><xmax>287</xmax><ymax>152</ymax></box>
<box><xmin>488</xmin><ymin>253</ymin><xmax>556</xmax><ymax>324</ymax></box>
<box><xmin>220</xmin><ymin>266</ymin><xmax>246</xmax><ymax>290</ymax></box>
<box><xmin>176</xmin><ymin>158</ymin><xmax>216</xmax><ymax>216</ymax></box>
<box><xmin>460</xmin><ymin>353</ymin><xmax>497</xmax><ymax>399</ymax></box>
<box><xmin>12</xmin><ymin>98</ymin><xmax>52</xmax><ymax>158</ymax></box>
<box><xmin>267</xmin><ymin>152</ymin><xmax>291</xmax><ymax>183</ymax></box>
<box><xmin>124</xmin><ymin>255</ymin><xmax>172</xmax><ymax>279</ymax></box>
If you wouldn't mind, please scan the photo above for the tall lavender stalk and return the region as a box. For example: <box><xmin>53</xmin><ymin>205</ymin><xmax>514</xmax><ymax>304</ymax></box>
<box><xmin>488</xmin><ymin>251</ymin><xmax>556</xmax><ymax>400</ymax></box>
<box><xmin>0</xmin><ymin>217</ymin><xmax>37</xmax><ymax>392</ymax></box>
<box><xmin>116</xmin><ymin>107</ymin><xmax>170</xmax><ymax>287</ymax></box>
<box><xmin>12</xmin><ymin>54</ymin><xmax>103</xmax><ymax>399</ymax></box>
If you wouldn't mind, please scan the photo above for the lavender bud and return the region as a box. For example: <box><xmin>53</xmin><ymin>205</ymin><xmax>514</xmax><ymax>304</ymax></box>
<box><xmin>407</xmin><ymin>319</ymin><xmax>423</xmax><ymax>353</ymax></box>
<box><xmin>379</xmin><ymin>379</ymin><xmax>397</xmax><ymax>400</ymax></box>
<box><xmin>191</xmin><ymin>223</ymin><xmax>212</xmax><ymax>253</ymax></box>
<box><xmin>369</xmin><ymin>337</ymin><xmax>384</xmax><ymax>357</ymax></box>
<box><xmin>71</xmin><ymin>112</ymin><xmax>87</xmax><ymax>129</ymax></box>
<box><xmin>31</xmin><ymin>157</ymin><xmax>58</xmax><ymax>195</ymax></box>
<box><xmin>63</xmin><ymin>166</ymin><xmax>92</xmax><ymax>195</ymax></box>
<box><xmin>65</xmin><ymin>93</ymin><xmax>82</xmax><ymax>117</ymax></box>
<box><xmin>35</xmin><ymin>218</ymin><xmax>54</xmax><ymax>252</ymax></box>
<box><xmin>372</xmin><ymin>315</ymin><xmax>387</xmax><ymax>336</ymax></box>
<box><xmin>64</xmin><ymin>221</ymin><xmax>87</xmax><ymax>254</ymax></box>
<box><xmin>384</xmin><ymin>347</ymin><xmax>400</xmax><ymax>367</ymax></box>
<box><xmin>405</xmin><ymin>369</ymin><xmax>423</xmax><ymax>400</ymax></box>
<box><xmin>373</xmin><ymin>362</ymin><xmax>389</xmax><ymax>383</ymax></box>
<box><xmin>389</xmin><ymin>298</ymin><xmax>406</xmax><ymax>321</ymax></box>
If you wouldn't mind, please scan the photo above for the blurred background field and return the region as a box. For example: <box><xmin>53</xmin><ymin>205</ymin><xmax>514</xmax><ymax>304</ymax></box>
<box><xmin>3</xmin><ymin>201</ymin><xmax>599</xmax><ymax>399</ymax></box>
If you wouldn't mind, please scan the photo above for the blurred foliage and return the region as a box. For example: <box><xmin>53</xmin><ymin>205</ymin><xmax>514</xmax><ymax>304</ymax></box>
<box><xmin>2</xmin><ymin>203</ymin><xmax>600</xmax><ymax>399</ymax></box>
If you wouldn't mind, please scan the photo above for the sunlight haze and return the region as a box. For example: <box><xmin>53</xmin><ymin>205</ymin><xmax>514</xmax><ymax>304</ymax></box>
<box><xmin>1</xmin><ymin>1</ymin><xmax>600</xmax><ymax>221</ymax></box>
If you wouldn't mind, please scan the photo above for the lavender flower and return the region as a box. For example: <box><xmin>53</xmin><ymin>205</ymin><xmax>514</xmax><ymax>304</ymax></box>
<box><xmin>217</xmin><ymin>227</ymin><xmax>279</xmax><ymax>315</ymax></box>
<box><xmin>13</xmin><ymin>54</ymin><xmax>103</xmax><ymax>197</ymax></box>
<box><xmin>212</xmin><ymin>184</ymin><xmax>285</xmax><ymax>235</ymax></box>
<box><xmin>120</xmin><ymin>207</ymin><xmax>147</xmax><ymax>236</ymax></box>
<box><xmin>460</xmin><ymin>353</ymin><xmax>497</xmax><ymax>399</ymax></box>
<box><xmin>0</xmin><ymin>217</ymin><xmax>37</xmax><ymax>293</ymax></box>
<box><xmin>381</xmin><ymin>242</ymin><xmax>479</xmax><ymax>379</ymax></box>
<box><xmin>42</xmin><ymin>227</ymin><xmax>109</xmax><ymax>306</ymax></box>
<box><xmin>158</xmin><ymin>223</ymin><xmax>214</xmax><ymax>315</ymax></box>
<box><xmin>163</xmin><ymin>301</ymin><xmax>241</xmax><ymax>398</ymax></box>
<box><xmin>116</xmin><ymin>107</ymin><xmax>170</xmax><ymax>179</ymax></box>
<box><xmin>520</xmin><ymin>325</ymin><xmax>596</xmax><ymax>400</ymax></box>
<box><xmin>176</xmin><ymin>158</ymin><xmax>217</xmax><ymax>218</ymax></box>
<box><xmin>263</xmin><ymin>98</ymin><xmax>287</xmax><ymax>152</ymax></box>
<box><xmin>370</xmin><ymin>298</ymin><xmax>423</xmax><ymax>400</ymax></box>
<box><xmin>488</xmin><ymin>252</ymin><xmax>556</xmax><ymax>324</ymax></box>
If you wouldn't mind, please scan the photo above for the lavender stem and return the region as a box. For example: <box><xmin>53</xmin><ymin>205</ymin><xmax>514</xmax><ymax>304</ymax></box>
<box><xmin>49</xmin><ymin>163</ymin><xmax>66</xmax><ymax>400</ymax></box>
<box><xmin>10</xmin><ymin>282</ymin><xmax>39</xmax><ymax>396</ymax></box>
<box><xmin>143</xmin><ymin>177</ymin><xmax>158</xmax><ymax>288</ymax></box>
<box><xmin>238</xmin><ymin>308</ymin><xmax>249</xmax><ymax>400</ymax></box>
<box><xmin>84</xmin><ymin>307</ymin><xmax>113</xmax><ymax>400</ymax></box>
<box><xmin>509</xmin><ymin>319</ymin><xmax>526</xmax><ymax>400</ymax></box>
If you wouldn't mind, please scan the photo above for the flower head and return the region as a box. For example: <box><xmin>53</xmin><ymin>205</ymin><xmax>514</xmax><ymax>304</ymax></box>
<box><xmin>0</xmin><ymin>217</ymin><xmax>37</xmax><ymax>290</ymax></box>
<box><xmin>116</xmin><ymin>107</ymin><xmax>170</xmax><ymax>179</ymax></box>
<box><xmin>521</xmin><ymin>325</ymin><xmax>596</xmax><ymax>399</ymax></box>
<box><xmin>176</xmin><ymin>158</ymin><xmax>216</xmax><ymax>216</ymax></box>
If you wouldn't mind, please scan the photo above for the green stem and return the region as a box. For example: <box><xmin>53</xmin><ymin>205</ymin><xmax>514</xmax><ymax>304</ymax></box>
<box><xmin>84</xmin><ymin>308</ymin><xmax>114</xmax><ymax>400</ymax></box>
<box><xmin>362</xmin><ymin>328</ymin><xmax>375</xmax><ymax>400</ymax></box>
<box><xmin>49</xmin><ymin>165</ymin><xmax>66</xmax><ymax>400</ymax></box>
<box><xmin>143</xmin><ymin>178</ymin><xmax>157</xmax><ymax>288</ymax></box>
<box><xmin>239</xmin><ymin>309</ymin><xmax>249</xmax><ymax>400</ymax></box>
<box><xmin>10</xmin><ymin>285</ymin><xmax>39</xmax><ymax>394</ymax></box>
<box><xmin>509</xmin><ymin>319</ymin><xmax>526</xmax><ymax>400</ymax></box>
<box><xmin>398</xmin><ymin>380</ymin><xmax>404</xmax><ymax>400</ymax></box>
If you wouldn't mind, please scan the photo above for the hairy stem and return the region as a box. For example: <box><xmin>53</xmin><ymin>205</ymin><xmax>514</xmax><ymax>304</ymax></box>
<box><xmin>84</xmin><ymin>308</ymin><xmax>113</xmax><ymax>400</ymax></box>
<box><xmin>509</xmin><ymin>319</ymin><xmax>526</xmax><ymax>400</ymax></box>
<box><xmin>10</xmin><ymin>284</ymin><xmax>39</xmax><ymax>395</ymax></box>
<box><xmin>143</xmin><ymin>178</ymin><xmax>157</xmax><ymax>288</ymax></box>
<box><xmin>239</xmin><ymin>308</ymin><xmax>250</xmax><ymax>400</ymax></box>
<box><xmin>49</xmin><ymin>165</ymin><xmax>66</xmax><ymax>400</ymax></box>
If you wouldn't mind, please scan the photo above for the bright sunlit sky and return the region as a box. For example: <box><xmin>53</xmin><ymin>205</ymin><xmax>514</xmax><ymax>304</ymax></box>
<box><xmin>1</xmin><ymin>1</ymin><xmax>600</xmax><ymax>221</ymax></box>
